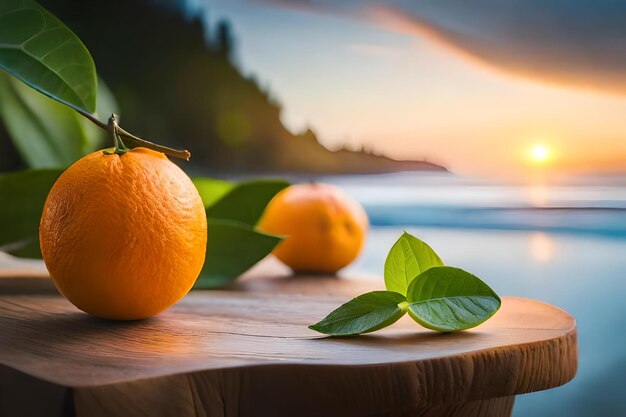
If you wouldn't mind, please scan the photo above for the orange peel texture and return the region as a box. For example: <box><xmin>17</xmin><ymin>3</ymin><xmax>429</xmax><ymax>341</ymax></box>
<box><xmin>40</xmin><ymin>147</ymin><xmax>207</xmax><ymax>320</ymax></box>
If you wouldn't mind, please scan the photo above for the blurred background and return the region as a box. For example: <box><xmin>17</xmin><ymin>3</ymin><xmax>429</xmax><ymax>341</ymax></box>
<box><xmin>1</xmin><ymin>0</ymin><xmax>625</xmax><ymax>415</ymax></box>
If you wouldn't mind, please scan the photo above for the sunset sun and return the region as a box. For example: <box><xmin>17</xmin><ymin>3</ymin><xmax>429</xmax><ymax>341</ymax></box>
<box><xmin>530</xmin><ymin>144</ymin><xmax>550</xmax><ymax>163</ymax></box>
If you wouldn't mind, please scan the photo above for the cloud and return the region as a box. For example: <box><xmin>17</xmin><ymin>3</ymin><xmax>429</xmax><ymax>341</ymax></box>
<box><xmin>345</xmin><ymin>42</ymin><xmax>402</xmax><ymax>58</ymax></box>
<box><xmin>262</xmin><ymin>0</ymin><xmax>626</xmax><ymax>95</ymax></box>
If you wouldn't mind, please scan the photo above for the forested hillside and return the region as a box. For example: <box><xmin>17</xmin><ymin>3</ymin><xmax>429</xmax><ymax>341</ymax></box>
<box><xmin>5</xmin><ymin>0</ymin><xmax>447</xmax><ymax>175</ymax></box>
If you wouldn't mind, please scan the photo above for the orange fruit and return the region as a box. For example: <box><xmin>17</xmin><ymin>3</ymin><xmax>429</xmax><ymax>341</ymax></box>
<box><xmin>258</xmin><ymin>183</ymin><xmax>368</xmax><ymax>273</ymax></box>
<box><xmin>39</xmin><ymin>147</ymin><xmax>207</xmax><ymax>320</ymax></box>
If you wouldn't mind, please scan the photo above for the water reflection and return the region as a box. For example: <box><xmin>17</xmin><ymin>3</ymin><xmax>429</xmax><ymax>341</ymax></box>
<box><xmin>529</xmin><ymin>232</ymin><xmax>555</xmax><ymax>263</ymax></box>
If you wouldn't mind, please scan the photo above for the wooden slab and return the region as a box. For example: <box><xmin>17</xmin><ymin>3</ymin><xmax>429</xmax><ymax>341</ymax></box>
<box><xmin>0</xmin><ymin>259</ymin><xmax>577</xmax><ymax>417</ymax></box>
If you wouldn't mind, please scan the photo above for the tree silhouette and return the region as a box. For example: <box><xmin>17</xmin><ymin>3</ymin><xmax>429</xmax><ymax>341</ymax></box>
<box><xmin>215</xmin><ymin>20</ymin><xmax>234</xmax><ymax>60</ymax></box>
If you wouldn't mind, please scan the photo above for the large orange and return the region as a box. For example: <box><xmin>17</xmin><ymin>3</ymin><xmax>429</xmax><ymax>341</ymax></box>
<box><xmin>39</xmin><ymin>147</ymin><xmax>207</xmax><ymax>320</ymax></box>
<box><xmin>259</xmin><ymin>183</ymin><xmax>368</xmax><ymax>273</ymax></box>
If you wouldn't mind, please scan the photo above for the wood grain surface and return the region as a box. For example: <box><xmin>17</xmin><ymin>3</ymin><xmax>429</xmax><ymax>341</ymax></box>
<box><xmin>0</xmin><ymin>257</ymin><xmax>577</xmax><ymax>417</ymax></box>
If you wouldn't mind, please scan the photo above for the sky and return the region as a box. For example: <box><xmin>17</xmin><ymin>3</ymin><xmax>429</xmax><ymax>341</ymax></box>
<box><xmin>189</xmin><ymin>0</ymin><xmax>626</xmax><ymax>179</ymax></box>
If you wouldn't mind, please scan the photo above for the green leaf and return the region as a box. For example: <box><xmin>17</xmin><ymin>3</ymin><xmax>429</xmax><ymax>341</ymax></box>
<box><xmin>309</xmin><ymin>291</ymin><xmax>407</xmax><ymax>336</ymax></box>
<box><xmin>193</xmin><ymin>218</ymin><xmax>282</xmax><ymax>289</ymax></box>
<box><xmin>191</xmin><ymin>179</ymin><xmax>289</xmax><ymax>288</ymax></box>
<box><xmin>0</xmin><ymin>168</ymin><xmax>62</xmax><ymax>258</ymax></box>
<box><xmin>406</xmin><ymin>266</ymin><xmax>501</xmax><ymax>332</ymax></box>
<box><xmin>192</xmin><ymin>177</ymin><xmax>234</xmax><ymax>209</ymax></box>
<box><xmin>0</xmin><ymin>0</ymin><xmax>97</xmax><ymax>114</ymax></box>
<box><xmin>206</xmin><ymin>179</ymin><xmax>289</xmax><ymax>226</ymax></box>
<box><xmin>384</xmin><ymin>232</ymin><xmax>444</xmax><ymax>295</ymax></box>
<box><xmin>0</xmin><ymin>73</ymin><xmax>115</xmax><ymax>168</ymax></box>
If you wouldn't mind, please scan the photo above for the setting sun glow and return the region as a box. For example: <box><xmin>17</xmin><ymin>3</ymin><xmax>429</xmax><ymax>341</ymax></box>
<box><xmin>531</xmin><ymin>144</ymin><xmax>550</xmax><ymax>163</ymax></box>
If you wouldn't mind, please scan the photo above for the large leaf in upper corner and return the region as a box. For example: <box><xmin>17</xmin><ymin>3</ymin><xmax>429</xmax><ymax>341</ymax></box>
<box><xmin>0</xmin><ymin>73</ymin><xmax>116</xmax><ymax>168</ymax></box>
<box><xmin>206</xmin><ymin>179</ymin><xmax>289</xmax><ymax>226</ymax></box>
<box><xmin>0</xmin><ymin>168</ymin><xmax>62</xmax><ymax>258</ymax></box>
<box><xmin>0</xmin><ymin>0</ymin><xmax>97</xmax><ymax>114</ymax></box>
<box><xmin>193</xmin><ymin>218</ymin><xmax>282</xmax><ymax>289</ymax></box>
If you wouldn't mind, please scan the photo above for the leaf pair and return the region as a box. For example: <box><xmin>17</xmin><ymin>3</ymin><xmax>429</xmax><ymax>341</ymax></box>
<box><xmin>309</xmin><ymin>233</ymin><xmax>501</xmax><ymax>335</ymax></box>
<box><xmin>192</xmin><ymin>179</ymin><xmax>288</xmax><ymax>289</ymax></box>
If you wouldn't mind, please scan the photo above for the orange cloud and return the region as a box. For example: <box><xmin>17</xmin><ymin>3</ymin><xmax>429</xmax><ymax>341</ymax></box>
<box><xmin>266</xmin><ymin>0</ymin><xmax>626</xmax><ymax>96</ymax></box>
<box><xmin>362</xmin><ymin>5</ymin><xmax>626</xmax><ymax>96</ymax></box>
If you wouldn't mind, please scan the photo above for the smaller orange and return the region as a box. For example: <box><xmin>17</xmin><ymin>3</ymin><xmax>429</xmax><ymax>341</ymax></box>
<box><xmin>258</xmin><ymin>183</ymin><xmax>368</xmax><ymax>273</ymax></box>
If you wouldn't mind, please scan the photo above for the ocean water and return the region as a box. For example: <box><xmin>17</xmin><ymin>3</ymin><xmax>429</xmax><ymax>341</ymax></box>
<box><xmin>325</xmin><ymin>173</ymin><xmax>626</xmax><ymax>417</ymax></box>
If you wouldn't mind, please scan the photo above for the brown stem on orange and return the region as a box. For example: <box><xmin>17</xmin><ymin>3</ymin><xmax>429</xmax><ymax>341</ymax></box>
<box><xmin>83</xmin><ymin>111</ymin><xmax>190</xmax><ymax>160</ymax></box>
<box><xmin>116</xmin><ymin>123</ymin><xmax>191</xmax><ymax>160</ymax></box>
